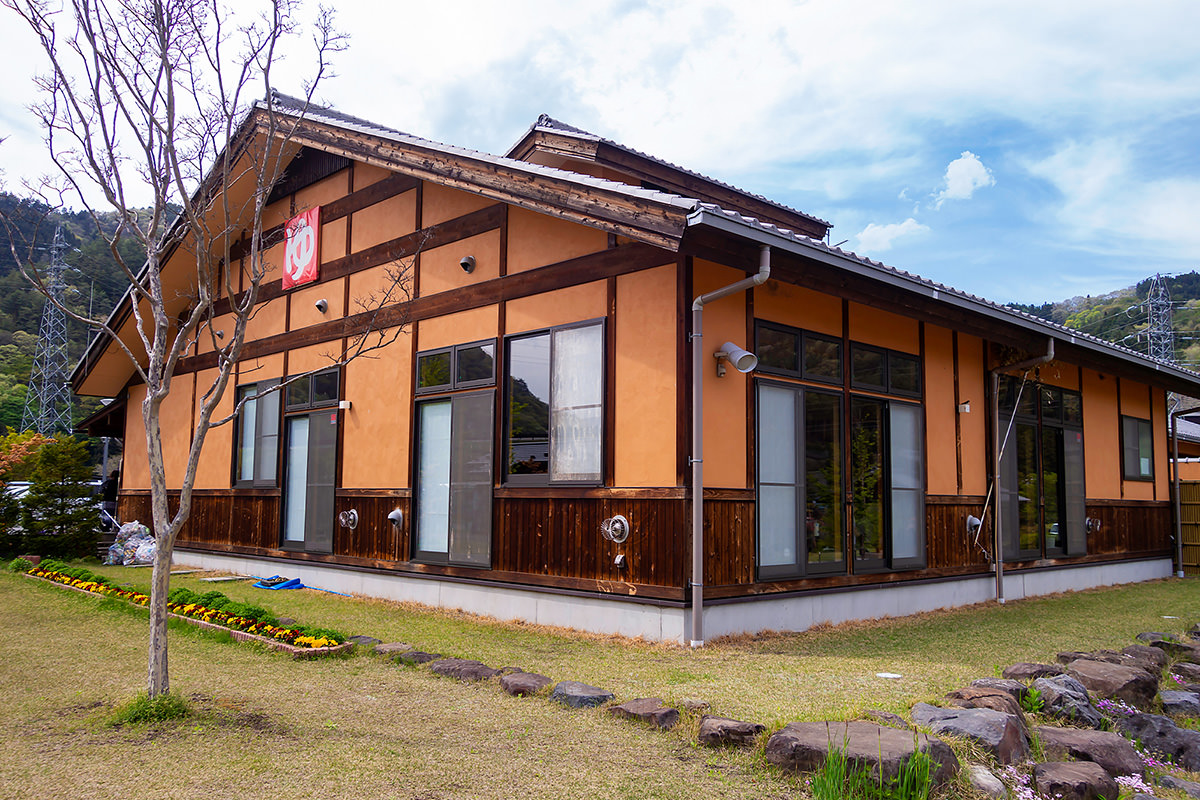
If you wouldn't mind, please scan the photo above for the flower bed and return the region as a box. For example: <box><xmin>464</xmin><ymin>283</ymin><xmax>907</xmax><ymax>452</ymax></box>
<box><xmin>21</xmin><ymin>560</ymin><xmax>352</xmax><ymax>659</ymax></box>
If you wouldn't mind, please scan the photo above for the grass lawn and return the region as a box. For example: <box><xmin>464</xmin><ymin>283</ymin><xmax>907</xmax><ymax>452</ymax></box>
<box><xmin>5</xmin><ymin>563</ymin><xmax>1200</xmax><ymax>799</ymax></box>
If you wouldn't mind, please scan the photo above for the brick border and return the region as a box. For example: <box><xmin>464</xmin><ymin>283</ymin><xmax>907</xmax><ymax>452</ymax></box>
<box><xmin>22</xmin><ymin>572</ymin><xmax>353</xmax><ymax>659</ymax></box>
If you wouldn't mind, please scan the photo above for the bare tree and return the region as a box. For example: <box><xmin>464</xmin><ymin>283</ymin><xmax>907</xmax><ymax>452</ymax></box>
<box><xmin>1</xmin><ymin>0</ymin><xmax>393</xmax><ymax>698</ymax></box>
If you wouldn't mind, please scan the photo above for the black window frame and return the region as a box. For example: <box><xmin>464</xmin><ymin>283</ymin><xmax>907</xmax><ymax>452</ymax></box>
<box><xmin>284</xmin><ymin>367</ymin><xmax>341</xmax><ymax>412</ymax></box>
<box><xmin>1121</xmin><ymin>415</ymin><xmax>1154</xmax><ymax>481</ymax></box>
<box><xmin>503</xmin><ymin>318</ymin><xmax>605</xmax><ymax>487</ymax></box>
<box><xmin>233</xmin><ymin>378</ymin><xmax>281</xmax><ymax>488</ymax></box>
<box><xmin>415</xmin><ymin>339</ymin><xmax>497</xmax><ymax>395</ymax></box>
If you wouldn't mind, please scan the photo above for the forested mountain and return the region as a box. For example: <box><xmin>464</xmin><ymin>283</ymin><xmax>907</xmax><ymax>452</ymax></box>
<box><xmin>0</xmin><ymin>192</ymin><xmax>145</xmax><ymax>431</ymax></box>
<box><xmin>1007</xmin><ymin>272</ymin><xmax>1200</xmax><ymax>371</ymax></box>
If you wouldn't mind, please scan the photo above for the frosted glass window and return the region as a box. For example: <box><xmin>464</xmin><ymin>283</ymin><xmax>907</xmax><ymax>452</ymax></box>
<box><xmin>283</xmin><ymin>417</ymin><xmax>309</xmax><ymax>543</ymax></box>
<box><xmin>550</xmin><ymin>325</ymin><xmax>603</xmax><ymax>482</ymax></box>
<box><xmin>758</xmin><ymin>386</ymin><xmax>795</xmax><ymax>484</ymax></box>
<box><xmin>415</xmin><ymin>402</ymin><xmax>451</xmax><ymax>555</ymax></box>
<box><xmin>889</xmin><ymin>403</ymin><xmax>924</xmax><ymax>562</ymax></box>
<box><xmin>237</xmin><ymin>386</ymin><xmax>258</xmax><ymax>482</ymax></box>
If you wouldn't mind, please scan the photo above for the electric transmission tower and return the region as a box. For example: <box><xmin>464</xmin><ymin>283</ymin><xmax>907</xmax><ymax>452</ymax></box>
<box><xmin>20</xmin><ymin>226</ymin><xmax>74</xmax><ymax>434</ymax></box>
<box><xmin>1146</xmin><ymin>273</ymin><xmax>1177</xmax><ymax>364</ymax></box>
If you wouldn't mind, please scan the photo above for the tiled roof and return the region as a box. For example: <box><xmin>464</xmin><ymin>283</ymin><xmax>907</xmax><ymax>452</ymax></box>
<box><xmin>518</xmin><ymin>114</ymin><xmax>832</xmax><ymax>230</ymax></box>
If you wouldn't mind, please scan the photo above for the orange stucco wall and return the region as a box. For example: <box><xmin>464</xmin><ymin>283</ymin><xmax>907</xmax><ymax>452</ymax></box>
<box><xmin>1154</xmin><ymin>387</ymin><xmax>1169</xmax><ymax>499</ymax></box>
<box><xmin>1036</xmin><ymin>361</ymin><xmax>1081</xmax><ymax>391</ymax></box>
<box><xmin>353</xmin><ymin>163</ymin><xmax>392</xmax><ymax>190</ymax></box>
<box><xmin>506</xmin><ymin>281</ymin><xmax>607</xmax><ymax>335</ymax></box>
<box><xmin>123</xmin><ymin>384</ymin><xmax>150</xmax><ymax>490</ymax></box>
<box><xmin>159</xmin><ymin>377</ymin><xmax>194</xmax><ymax>489</ymax></box>
<box><xmin>506</xmin><ymin>207</ymin><xmax>608</xmax><ymax>274</ymax></box>
<box><xmin>848</xmin><ymin>301</ymin><xmax>919</xmax><ymax>354</ymax></box>
<box><xmin>294</xmin><ymin>168</ymin><xmax>350</xmax><ymax>211</ymax></box>
<box><xmin>924</xmin><ymin>324</ymin><xmax>957</xmax><ymax>495</ymax></box>
<box><xmin>289</xmin><ymin>281</ymin><xmax>346</xmax><ymax>330</ymax></box>
<box><xmin>694</xmin><ymin>260</ymin><xmax>750</xmax><ymax>488</ymax></box>
<box><xmin>422</xmin><ymin>182</ymin><xmax>495</xmax><ymax>227</ymax></box>
<box><xmin>351</xmin><ymin>189</ymin><xmax>418</xmax><ymax>252</ymax></box>
<box><xmin>1082</xmin><ymin>369</ymin><xmax>1121</xmax><ymax>500</ymax></box>
<box><xmin>287</xmin><ymin>342</ymin><xmax>343</xmax><ymax>377</ymax></box>
<box><xmin>192</xmin><ymin>368</ymin><xmax>234</xmax><ymax>490</ymax></box>
<box><xmin>418</xmin><ymin>306</ymin><xmax>499</xmax><ymax>351</ymax></box>
<box><xmin>342</xmin><ymin>327</ymin><xmax>412</xmax><ymax>489</ymax></box>
<box><xmin>957</xmin><ymin>334</ymin><xmax>988</xmax><ymax>495</ymax></box>
<box><xmin>244</xmin><ymin>295</ymin><xmax>286</xmax><ymax>342</ymax></box>
<box><xmin>753</xmin><ymin>280</ymin><xmax>841</xmax><ymax>337</ymax></box>
<box><xmin>615</xmin><ymin>264</ymin><xmax>678</xmax><ymax>487</ymax></box>
<box><xmin>419</xmin><ymin>230</ymin><xmax>502</xmax><ymax>297</ymax></box>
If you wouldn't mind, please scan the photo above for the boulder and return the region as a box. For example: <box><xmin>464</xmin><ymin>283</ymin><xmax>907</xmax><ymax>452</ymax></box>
<box><xmin>945</xmin><ymin>686</ymin><xmax>1025</xmax><ymax>719</ymax></box>
<box><xmin>1139</xmin><ymin>633</ymin><xmax>1200</xmax><ymax>660</ymax></box>
<box><xmin>1158</xmin><ymin>774</ymin><xmax>1200</xmax><ymax>799</ymax></box>
<box><xmin>395</xmin><ymin>650</ymin><xmax>440</xmax><ymax>665</ymax></box>
<box><xmin>1173</xmin><ymin>662</ymin><xmax>1200</xmax><ymax>683</ymax></box>
<box><xmin>372</xmin><ymin>642</ymin><xmax>413</xmax><ymax>656</ymax></box>
<box><xmin>764</xmin><ymin>720</ymin><xmax>958</xmax><ymax>786</ymax></box>
<box><xmin>429</xmin><ymin>658</ymin><xmax>500</xmax><ymax>682</ymax></box>
<box><xmin>1123</xmin><ymin>645</ymin><xmax>1169</xmax><ymax>673</ymax></box>
<box><xmin>1032</xmin><ymin>761</ymin><xmax>1118</xmax><ymax>800</ymax></box>
<box><xmin>697</xmin><ymin>715</ymin><xmax>765</xmax><ymax>747</ymax></box>
<box><xmin>1004</xmin><ymin>662</ymin><xmax>1064</xmax><ymax>681</ymax></box>
<box><xmin>1136</xmin><ymin>631</ymin><xmax>1178</xmax><ymax>644</ymax></box>
<box><xmin>499</xmin><ymin>671</ymin><xmax>552</xmax><ymax>696</ymax></box>
<box><xmin>970</xmin><ymin>678</ymin><xmax>1028</xmax><ymax>704</ymax></box>
<box><xmin>1161</xmin><ymin>690</ymin><xmax>1200</xmax><ymax>717</ymax></box>
<box><xmin>1114</xmin><ymin>713</ymin><xmax>1200</xmax><ymax>771</ymax></box>
<box><xmin>1067</xmin><ymin>659</ymin><xmax>1158</xmax><ymax>709</ymax></box>
<box><xmin>966</xmin><ymin>764</ymin><xmax>1007</xmax><ymax>799</ymax></box>
<box><xmin>863</xmin><ymin>709</ymin><xmax>911</xmax><ymax>730</ymax></box>
<box><xmin>678</xmin><ymin>697</ymin><xmax>709</xmax><ymax>713</ymax></box>
<box><xmin>911</xmin><ymin>703</ymin><xmax>1028</xmax><ymax>764</ymax></box>
<box><xmin>549</xmin><ymin>681</ymin><xmax>613</xmax><ymax>709</ymax></box>
<box><xmin>346</xmin><ymin>635</ymin><xmax>381</xmax><ymax>647</ymax></box>
<box><xmin>1035</xmin><ymin>725</ymin><xmax>1144</xmax><ymax>777</ymax></box>
<box><xmin>608</xmin><ymin>698</ymin><xmax>679</xmax><ymax>729</ymax></box>
<box><xmin>1032</xmin><ymin>675</ymin><xmax>1104</xmax><ymax>729</ymax></box>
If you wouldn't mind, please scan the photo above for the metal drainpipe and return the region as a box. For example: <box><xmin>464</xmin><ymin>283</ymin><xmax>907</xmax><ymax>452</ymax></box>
<box><xmin>690</xmin><ymin>244</ymin><xmax>771</xmax><ymax>647</ymax></box>
<box><xmin>1172</xmin><ymin>406</ymin><xmax>1189</xmax><ymax>578</ymax></box>
<box><xmin>989</xmin><ymin>339</ymin><xmax>1054</xmax><ymax>604</ymax></box>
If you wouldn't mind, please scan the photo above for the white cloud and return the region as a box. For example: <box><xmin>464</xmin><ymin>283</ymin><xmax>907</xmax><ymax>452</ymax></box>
<box><xmin>855</xmin><ymin>218</ymin><xmax>930</xmax><ymax>254</ymax></box>
<box><xmin>932</xmin><ymin>151</ymin><xmax>995</xmax><ymax>208</ymax></box>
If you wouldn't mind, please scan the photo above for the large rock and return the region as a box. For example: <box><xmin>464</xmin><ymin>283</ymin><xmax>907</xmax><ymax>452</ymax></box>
<box><xmin>970</xmin><ymin>678</ymin><xmax>1028</xmax><ymax>704</ymax></box>
<box><xmin>765</xmin><ymin>720</ymin><xmax>958</xmax><ymax>786</ymax></box>
<box><xmin>499</xmin><ymin>671</ymin><xmax>552</xmax><ymax>696</ymax></box>
<box><xmin>429</xmin><ymin>658</ymin><xmax>500</xmax><ymax>682</ymax></box>
<box><xmin>1035</xmin><ymin>725</ymin><xmax>1144</xmax><ymax>777</ymax></box>
<box><xmin>372</xmin><ymin>642</ymin><xmax>413</xmax><ymax>656</ymax></box>
<box><xmin>911</xmin><ymin>703</ymin><xmax>1028</xmax><ymax>764</ymax></box>
<box><xmin>1032</xmin><ymin>674</ymin><xmax>1104</xmax><ymax>729</ymax></box>
<box><xmin>863</xmin><ymin>709</ymin><xmax>911</xmax><ymax>730</ymax></box>
<box><xmin>1067</xmin><ymin>659</ymin><xmax>1158</xmax><ymax>709</ymax></box>
<box><xmin>1123</xmin><ymin>645</ymin><xmax>1169</xmax><ymax>673</ymax></box>
<box><xmin>1161</xmin><ymin>690</ymin><xmax>1200</xmax><ymax>717</ymax></box>
<box><xmin>549</xmin><ymin>681</ymin><xmax>613</xmax><ymax>709</ymax></box>
<box><xmin>1173</xmin><ymin>662</ymin><xmax>1200</xmax><ymax>683</ymax></box>
<box><xmin>697</xmin><ymin>715</ymin><xmax>765</xmax><ymax>747</ymax></box>
<box><xmin>945</xmin><ymin>687</ymin><xmax>1025</xmax><ymax>719</ymax></box>
<box><xmin>1158</xmin><ymin>774</ymin><xmax>1200</xmax><ymax>798</ymax></box>
<box><xmin>347</xmin><ymin>634</ymin><xmax>382</xmax><ymax>647</ymax></box>
<box><xmin>1140</xmin><ymin>633</ymin><xmax>1200</xmax><ymax>660</ymax></box>
<box><xmin>395</xmin><ymin>650</ymin><xmax>441</xmax><ymax>665</ymax></box>
<box><xmin>1115</xmin><ymin>713</ymin><xmax>1200</xmax><ymax>771</ymax></box>
<box><xmin>608</xmin><ymin>698</ymin><xmax>679</xmax><ymax>729</ymax></box>
<box><xmin>966</xmin><ymin>765</ymin><xmax>1007</xmax><ymax>799</ymax></box>
<box><xmin>1033</xmin><ymin>761</ymin><xmax>1118</xmax><ymax>800</ymax></box>
<box><xmin>1004</xmin><ymin>662</ymin><xmax>1064</xmax><ymax>681</ymax></box>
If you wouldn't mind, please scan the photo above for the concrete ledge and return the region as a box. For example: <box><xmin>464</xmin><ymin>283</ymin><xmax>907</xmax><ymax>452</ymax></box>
<box><xmin>173</xmin><ymin>550</ymin><xmax>1174</xmax><ymax>644</ymax></box>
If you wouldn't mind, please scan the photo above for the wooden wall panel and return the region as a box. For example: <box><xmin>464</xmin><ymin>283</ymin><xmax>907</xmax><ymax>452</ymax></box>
<box><xmin>333</xmin><ymin>495</ymin><xmax>408</xmax><ymax>561</ymax></box>
<box><xmin>926</xmin><ymin>498</ymin><xmax>991</xmax><ymax>570</ymax></box>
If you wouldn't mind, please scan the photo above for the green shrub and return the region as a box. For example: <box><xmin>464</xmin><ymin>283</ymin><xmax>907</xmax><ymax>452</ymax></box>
<box><xmin>20</xmin><ymin>437</ymin><xmax>100</xmax><ymax>559</ymax></box>
<box><xmin>167</xmin><ymin>587</ymin><xmax>199</xmax><ymax>606</ymax></box>
<box><xmin>107</xmin><ymin>692</ymin><xmax>191</xmax><ymax>726</ymax></box>
<box><xmin>6</xmin><ymin>556</ymin><xmax>32</xmax><ymax>572</ymax></box>
<box><xmin>197</xmin><ymin>590</ymin><xmax>228</xmax><ymax>609</ymax></box>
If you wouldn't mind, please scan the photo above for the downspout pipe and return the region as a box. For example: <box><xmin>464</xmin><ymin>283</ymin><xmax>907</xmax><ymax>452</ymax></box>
<box><xmin>989</xmin><ymin>338</ymin><xmax>1055</xmax><ymax>604</ymax></box>
<box><xmin>690</xmin><ymin>244</ymin><xmax>771</xmax><ymax>647</ymax></box>
<box><xmin>1171</xmin><ymin>405</ymin><xmax>1190</xmax><ymax>578</ymax></box>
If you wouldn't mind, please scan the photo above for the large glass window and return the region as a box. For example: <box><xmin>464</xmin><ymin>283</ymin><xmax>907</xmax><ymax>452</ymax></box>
<box><xmin>505</xmin><ymin>321</ymin><xmax>603</xmax><ymax>485</ymax></box>
<box><xmin>999</xmin><ymin>378</ymin><xmax>1085</xmax><ymax>559</ymax></box>
<box><xmin>234</xmin><ymin>379</ymin><xmax>280</xmax><ymax>487</ymax></box>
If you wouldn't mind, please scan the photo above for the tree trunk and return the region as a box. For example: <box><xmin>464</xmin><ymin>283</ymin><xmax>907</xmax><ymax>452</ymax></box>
<box><xmin>147</xmin><ymin>544</ymin><xmax>172</xmax><ymax>697</ymax></box>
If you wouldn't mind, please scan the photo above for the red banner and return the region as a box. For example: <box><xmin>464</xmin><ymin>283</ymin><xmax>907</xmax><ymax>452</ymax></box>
<box><xmin>282</xmin><ymin>206</ymin><xmax>321</xmax><ymax>289</ymax></box>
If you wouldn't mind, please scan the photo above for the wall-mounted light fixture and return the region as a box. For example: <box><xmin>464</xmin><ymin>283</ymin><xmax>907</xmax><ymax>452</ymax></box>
<box><xmin>966</xmin><ymin>515</ymin><xmax>982</xmax><ymax>535</ymax></box>
<box><xmin>387</xmin><ymin>508</ymin><xmax>403</xmax><ymax>530</ymax></box>
<box><xmin>958</xmin><ymin>400</ymin><xmax>971</xmax><ymax>414</ymax></box>
<box><xmin>459</xmin><ymin>255</ymin><xmax>476</xmax><ymax>273</ymax></box>
<box><xmin>315</xmin><ymin>298</ymin><xmax>328</xmax><ymax>313</ymax></box>
<box><xmin>714</xmin><ymin>341</ymin><xmax>757</xmax><ymax>377</ymax></box>
<box><xmin>215</xmin><ymin>330</ymin><xmax>225</xmax><ymax>340</ymax></box>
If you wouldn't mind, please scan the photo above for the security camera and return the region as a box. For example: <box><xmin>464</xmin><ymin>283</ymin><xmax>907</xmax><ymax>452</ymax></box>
<box><xmin>315</xmin><ymin>298</ymin><xmax>328</xmax><ymax>313</ymax></box>
<box><xmin>459</xmin><ymin>255</ymin><xmax>476</xmax><ymax>273</ymax></box>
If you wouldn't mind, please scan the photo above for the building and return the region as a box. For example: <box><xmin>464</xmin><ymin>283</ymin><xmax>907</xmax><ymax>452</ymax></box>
<box><xmin>74</xmin><ymin>95</ymin><xmax>1200</xmax><ymax>643</ymax></box>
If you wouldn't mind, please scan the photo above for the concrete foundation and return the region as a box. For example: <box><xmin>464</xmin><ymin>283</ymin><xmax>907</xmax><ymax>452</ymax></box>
<box><xmin>174</xmin><ymin>549</ymin><xmax>1173</xmax><ymax>644</ymax></box>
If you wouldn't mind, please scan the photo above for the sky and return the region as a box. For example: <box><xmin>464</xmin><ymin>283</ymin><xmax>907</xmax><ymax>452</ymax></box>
<box><xmin>1</xmin><ymin>0</ymin><xmax>1198</xmax><ymax>306</ymax></box>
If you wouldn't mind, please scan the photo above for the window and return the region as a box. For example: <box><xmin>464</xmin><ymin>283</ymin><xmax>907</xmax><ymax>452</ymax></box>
<box><xmin>1122</xmin><ymin>416</ymin><xmax>1154</xmax><ymax>480</ymax></box>
<box><xmin>999</xmin><ymin>379</ymin><xmax>1085</xmax><ymax>559</ymax></box>
<box><xmin>504</xmin><ymin>321</ymin><xmax>603</xmax><ymax>485</ymax></box>
<box><xmin>234</xmin><ymin>379</ymin><xmax>280</xmax><ymax>487</ymax></box>
<box><xmin>280</xmin><ymin>368</ymin><xmax>341</xmax><ymax>554</ymax></box>
<box><xmin>285</xmin><ymin>368</ymin><xmax>340</xmax><ymax>411</ymax></box>
<box><xmin>754</xmin><ymin>321</ymin><xmax>926</xmax><ymax>579</ymax></box>
<box><xmin>416</xmin><ymin>340</ymin><xmax>496</xmax><ymax>393</ymax></box>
